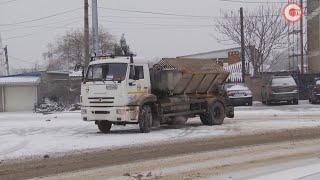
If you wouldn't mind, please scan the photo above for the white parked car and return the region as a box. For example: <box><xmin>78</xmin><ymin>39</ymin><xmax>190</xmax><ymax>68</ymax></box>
<box><xmin>226</xmin><ymin>83</ymin><xmax>253</xmax><ymax>106</ymax></box>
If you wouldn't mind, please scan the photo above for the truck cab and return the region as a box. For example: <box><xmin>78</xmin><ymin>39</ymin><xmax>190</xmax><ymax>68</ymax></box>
<box><xmin>81</xmin><ymin>57</ymin><xmax>155</xmax><ymax>132</ymax></box>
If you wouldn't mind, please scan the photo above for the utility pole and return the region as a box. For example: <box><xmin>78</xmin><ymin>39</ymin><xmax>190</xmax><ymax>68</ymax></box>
<box><xmin>84</xmin><ymin>0</ymin><xmax>90</xmax><ymax>70</ymax></box>
<box><xmin>300</xmin><ymin>0</ymin><xmax>304</xmax><ymax>74</ymax></box>
<box><xmin>4</xmin><ymin>46</ymin><xmax>9</xmax><ymax>76</ymax></box>
<box><xmin>240</xmin><ymin>7</ymin><xmax>246</xmax><ymax>83</ymax></box>
<box><xmin>92</xmin><ymin>0</ymin><xmax>99</xmax><ymax>56</ymax></box>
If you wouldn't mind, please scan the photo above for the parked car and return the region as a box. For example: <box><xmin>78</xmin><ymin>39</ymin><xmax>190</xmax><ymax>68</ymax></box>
<box><xmin>261</xmin><ymin>76</ymin><xmax>299</xmax><ymax>105</ymax></box>
<box><xmin>226</xmin><ymin>83</ymin><xmax>253</xmax><ymax>106</ymax></box>
<box><xmin>309</xmin><ymin>78</ymin><xmax>320</xmax><ymax>104</ymax></box>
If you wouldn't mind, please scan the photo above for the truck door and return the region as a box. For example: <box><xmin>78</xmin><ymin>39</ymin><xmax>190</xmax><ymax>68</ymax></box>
<box><xmin>128</xmin><ymin>64</ymin><xmax>151</xmax><ymax>95</ymax></box>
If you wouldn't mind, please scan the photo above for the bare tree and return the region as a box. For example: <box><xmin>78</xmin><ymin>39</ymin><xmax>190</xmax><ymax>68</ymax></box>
<box><xmin>215</xmin><ymin>6</ymin><xmax>288</xmax><ymax>75</ymax></box>
<box><xmin>43</xmin><ymin>27</ymin><xmax>126</xmax><ymax>71</ymax></box>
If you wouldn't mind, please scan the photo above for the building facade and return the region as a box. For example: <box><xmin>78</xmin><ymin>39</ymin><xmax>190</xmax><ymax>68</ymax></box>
<box><xmin>0</xmin><ymin>71</ymin><xmax>81</xmax><ymax>112</ymax></box>
<box><xmin>180</xmin><ymin>47</ymin><xmax>254</xmax><ymax>82</ymax></box>
<box><xmin>307</xmin><ymin>0</ymin><xmax>320</xmax><ymax>73</ymax></box>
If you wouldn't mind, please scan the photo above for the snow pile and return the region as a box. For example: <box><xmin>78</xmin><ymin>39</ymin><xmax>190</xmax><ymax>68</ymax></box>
<box><xmin>36</xmin><ymin>98</ymin><xmax>65</xmax><ymax>113</ymax></box>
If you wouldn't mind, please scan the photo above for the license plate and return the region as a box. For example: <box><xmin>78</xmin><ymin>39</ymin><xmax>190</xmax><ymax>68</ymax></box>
<box><xmin>234</xmin><ymin>93</ymin><xmax>244</xmax><ymax>97</ymax></box>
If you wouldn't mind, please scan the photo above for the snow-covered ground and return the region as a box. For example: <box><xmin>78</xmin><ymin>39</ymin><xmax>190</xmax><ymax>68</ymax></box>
<box><xmin>0</xmin><ymin>101</ymin><xmax>320</xmax><ymax>160</ymax></box>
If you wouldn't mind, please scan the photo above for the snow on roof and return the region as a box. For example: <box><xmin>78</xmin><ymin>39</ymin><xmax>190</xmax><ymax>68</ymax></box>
<box><xmin>227</xmin><ymin>84</ymin><xmax>249</xmax><ymax>91</ymax></box>
<box><xmin>69</xmin><ymin>70</ymin><xmax>82</xmax><ymax>77</ymax></box>
<box><xmin>0</xmin><ymin>76</ymin><xmax>41</xmax><ymax>86</ymax></box>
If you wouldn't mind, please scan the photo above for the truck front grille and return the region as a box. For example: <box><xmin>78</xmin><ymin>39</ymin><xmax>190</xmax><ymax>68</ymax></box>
<box><xmin>88</xmin><ymin>97</ymin><xmax>114</xmax><ymax>106</ymax></box>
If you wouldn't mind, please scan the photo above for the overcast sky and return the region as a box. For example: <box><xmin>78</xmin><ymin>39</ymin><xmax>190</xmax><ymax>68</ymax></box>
<box><xmin>0</xmin><ymin>0</ymin><xmax>276</xmax><ymax>70</ymax></box>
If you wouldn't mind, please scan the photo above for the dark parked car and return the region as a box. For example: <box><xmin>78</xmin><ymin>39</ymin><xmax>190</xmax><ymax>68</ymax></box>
<box><xmin>309</xmin><ymin>78</ymin><xmax>320</xmax><ymax>104</ymax></box>
<box><xmin>261</xmin><ymin>76</ymin><xmax>299</xmax><ymax>105</ymax></box>
<box><xmin>226</xmin><ymin>84</ymin><xmax>253</xmax><ymax>106</ymax></box>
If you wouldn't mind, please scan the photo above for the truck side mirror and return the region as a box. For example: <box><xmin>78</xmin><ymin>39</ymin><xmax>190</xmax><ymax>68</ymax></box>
<box><xmin>129</xmin><ymin>65</ymin><xmax>137</xmax><ymax>80</ymax></box>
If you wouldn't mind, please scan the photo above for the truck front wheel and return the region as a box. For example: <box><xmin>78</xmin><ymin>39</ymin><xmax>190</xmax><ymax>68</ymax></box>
<box><xmin>200</xmin><ymin>101</ymin><xmax>225</xmax><ymax>126</ymax></box>
<box><xmin>139</xmin><ymin>105</ymin><xmax>152</xmax><ymax>133</ymax></box>
<box><xmin>97</xmin><ymin>121</ymin><xmax>112</xmax><ymax>133</ymax></box>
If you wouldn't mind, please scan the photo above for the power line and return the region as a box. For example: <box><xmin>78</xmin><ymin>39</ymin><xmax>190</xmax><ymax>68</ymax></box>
<box><xmin>0</xmin><ymin>0</ymin><xmax>19</xmax><ymax>5</ymax></box>
<box><xmin>0</xmin><ymin>18</ymin><xmax>82</xmax><ymax>32</ymax></box>
<box><xmin>0</xmin><ymin>7</ymin><xmax>82</xmax><ymax>26</ymax></box>
<box><xmin>8</xmin><ymin>55</ymin><xmax>37</xmax><ymax>64</ymax></box>
<box><xmin>4</xmin><ymin>33</ymin><xmax>34</xmax><ymax>40</ymax></box>
<box><xmin>3</xmin><ymin>20</ymin><xmax>81</xmax><ymax>41</ymax></box>
<box><xmin>100</xmin><ymin>15</ymin><xmax>214</xmax><ymax>20</ymax></box>
<box><xmin>99</xmin><ymin>18</ymin><xmax>215</xmax><ymax>27</ymax></box>
<box><xmin>99</xmin><ymin>7</ymin><xmax>284</xmax><ymax>19</ymax></box>
<box><xmin>98</xmin><ymin>7</ymin><xmax>213</xmax><ymax>18</ymax></box>
<box><xmin>219</xmin><ymin>0</ymin><xmax>291</xmax><ymax>4</ymax></box>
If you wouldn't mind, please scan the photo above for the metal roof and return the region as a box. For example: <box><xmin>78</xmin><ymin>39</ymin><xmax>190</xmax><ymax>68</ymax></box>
<box><xmin>0</xmin><ymin>76</ymin><xmax>41</xmax><ymax>86</ymax></box>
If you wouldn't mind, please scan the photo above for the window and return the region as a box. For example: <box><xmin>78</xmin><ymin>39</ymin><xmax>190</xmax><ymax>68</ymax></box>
<box><xmin>129</xmin><ymin>66</ymin><xmax>144</xmax><ymax>80</ymax></box>
<box><xmin>272</xmin><ymin>77</ymin><xmax>296</xmax><ymax>87</ymax></box>
<box><xmin>135</xmin><ymin>66</ymin><xmax>144</xmax><ymax>79</ymax></box>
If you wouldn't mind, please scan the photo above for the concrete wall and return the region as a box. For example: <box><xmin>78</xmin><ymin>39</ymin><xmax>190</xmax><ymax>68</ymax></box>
<box><xmin>307</xmin><ymin>0</ymin><xmax>320</xmax><ymax>73</ymax></box>
<box><xmin>0</xmin><ymin>86</ymin><xmax>3</xmax><ymax>112</ymax></box>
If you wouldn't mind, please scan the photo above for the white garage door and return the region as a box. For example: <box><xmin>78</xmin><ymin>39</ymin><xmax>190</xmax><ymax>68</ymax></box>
<box><xmin>5</xmin><ymin>86</ymin><xmax>37</xmax><ymax>112</ymax></box>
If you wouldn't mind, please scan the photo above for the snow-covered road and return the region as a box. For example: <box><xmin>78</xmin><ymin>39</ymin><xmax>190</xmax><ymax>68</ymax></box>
<box><xmin>0</xmin><ymin>101</ymin><xmax>320</xmax><ymax>160</ymax></box>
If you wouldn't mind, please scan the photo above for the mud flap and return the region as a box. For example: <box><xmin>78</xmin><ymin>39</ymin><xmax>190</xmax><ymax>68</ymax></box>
<box><xmin>226</xmin><ymin>106</ymin><xmax>234</xmax><ymax>118</ymax></box>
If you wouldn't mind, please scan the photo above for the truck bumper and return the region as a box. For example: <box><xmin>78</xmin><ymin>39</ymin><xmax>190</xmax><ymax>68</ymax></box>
<box><xmin>81</xmin><ymin>106</ymin><xmax>140</xmax><ymax>123</ymax></box>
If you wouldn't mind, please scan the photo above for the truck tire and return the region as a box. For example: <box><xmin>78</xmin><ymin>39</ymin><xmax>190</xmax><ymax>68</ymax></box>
<box><xmin>200</xmin><ymin>101</ymin><xmax>225</xmax><ymax>126</ymax></box>
<box><xmin>97</xmin><ymin>121</ymin><xmax>112</xmax><ymax>133</ymax></box>
<box><xmin>139</xmin><ymin>105</ymin><xmax>152</xmax><ymax>133</ymax></box>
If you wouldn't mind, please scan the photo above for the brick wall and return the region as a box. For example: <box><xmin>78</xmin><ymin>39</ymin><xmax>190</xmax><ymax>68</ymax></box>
<box><xmin>228</xmin><ymin>51</ymin><xmax>240</xmax><ymax>65</ymax></box>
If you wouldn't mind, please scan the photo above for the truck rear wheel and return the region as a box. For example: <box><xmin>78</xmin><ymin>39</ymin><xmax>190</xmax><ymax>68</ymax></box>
<box><xmin>200</xmin><ymin>101</ymin><xmax>225</xmax><ymax>126</ymax></box>
<box><xmin>97</xmin><ymin>121</ymin><xmax>112</xmax><ymax>133</ymax></box>
<box><xmin>139</xmin><ymin>105</ymin><xmax>152</xmax><ymax>133</ymax></box>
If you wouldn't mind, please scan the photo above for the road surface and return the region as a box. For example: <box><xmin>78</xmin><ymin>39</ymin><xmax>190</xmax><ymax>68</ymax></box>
<box><xmin>0</xmin><ymin>101</ymin><xmax>320</xmax><ymax>179</ymax></box>
<box><xmin>43</xmin><ymin>138</ymin><xmax>320</xmax><ymax>180</ymax></box>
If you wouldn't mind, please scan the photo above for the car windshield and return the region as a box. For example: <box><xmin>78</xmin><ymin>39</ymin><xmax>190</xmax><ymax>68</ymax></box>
<box><xmin>86</xmin><ymin>63</ymin><xmax>127</xmax><ymax>82</ymax></box>
<box><xmin>272</xmin><ymin>77</ymin><xmax>296</xmax><ymax>87</ymax></box>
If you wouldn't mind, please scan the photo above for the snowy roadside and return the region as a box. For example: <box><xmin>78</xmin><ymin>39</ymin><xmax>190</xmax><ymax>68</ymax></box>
<box><xmin>0</xmin><ymin>101</ymin><xmax>320</xmax><ymax>161</ymax></box>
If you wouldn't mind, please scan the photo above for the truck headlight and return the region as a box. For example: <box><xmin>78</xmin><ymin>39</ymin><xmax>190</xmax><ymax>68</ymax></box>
<box><xmin>116</xmin><ymin>109</ymin><xmax>126</xmax><ymax>115</ymax></box>
<box><xmin>81</xmin><ymin>109</ymin><xmax>87</xmax><ymax>114</ymax></box>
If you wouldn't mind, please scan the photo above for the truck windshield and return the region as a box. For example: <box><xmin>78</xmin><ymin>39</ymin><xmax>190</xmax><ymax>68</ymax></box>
<box><xmin>86</xmin><ymin>63</ymin><xmax>127</xmax><ymax>82</ymax></box>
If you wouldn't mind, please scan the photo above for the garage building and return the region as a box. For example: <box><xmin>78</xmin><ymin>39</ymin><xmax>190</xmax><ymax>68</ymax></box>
<box><xmin>0</xmin><ymin>76</ymin><xmax>40</xmax><ymax>112</ymax></box>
